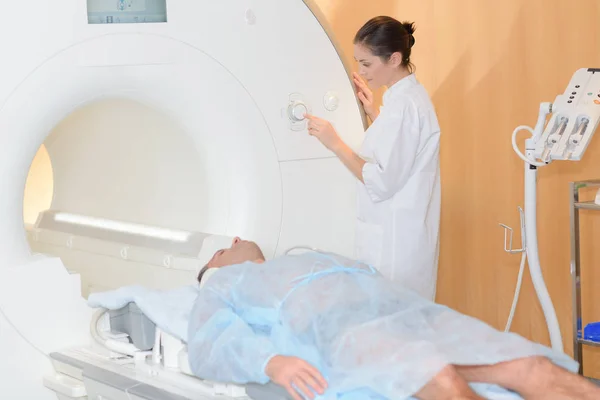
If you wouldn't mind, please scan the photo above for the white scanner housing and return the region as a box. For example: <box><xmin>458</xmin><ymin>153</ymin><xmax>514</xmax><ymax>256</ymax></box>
<box><xmin>0</xmin><ymin>1</ymin><xmax>367</xmax><ymax>399</ymax></box>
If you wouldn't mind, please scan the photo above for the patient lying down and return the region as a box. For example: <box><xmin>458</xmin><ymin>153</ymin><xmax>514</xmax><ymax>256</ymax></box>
<box><xmin>188</xmin><ymin>238</ymin><xmax>597</xmax><ymax>400</ymax></box>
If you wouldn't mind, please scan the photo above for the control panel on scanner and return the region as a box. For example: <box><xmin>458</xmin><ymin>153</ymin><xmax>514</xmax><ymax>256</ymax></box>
<box><xmin>87</xmin><ymin>0</ymin><xmax>168</xmax><ymax>24</ymax></box>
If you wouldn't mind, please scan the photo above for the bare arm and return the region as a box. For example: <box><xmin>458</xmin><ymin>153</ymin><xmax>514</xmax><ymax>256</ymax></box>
<box><xmin>331</xmin><ymin>140</ymin><xmax>366</xmax><ymax>183</ymax></box>
<box><xmin>305</xmin><ymin>113</ymin><xmax>368</xmax><ymax>183</ymax></box>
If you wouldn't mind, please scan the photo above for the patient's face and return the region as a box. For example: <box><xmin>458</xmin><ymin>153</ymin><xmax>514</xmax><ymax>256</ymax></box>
<box><xmin>206</xmin><ymin>237</ymin><xmax>265</xmax><ymax>269</ymax></box>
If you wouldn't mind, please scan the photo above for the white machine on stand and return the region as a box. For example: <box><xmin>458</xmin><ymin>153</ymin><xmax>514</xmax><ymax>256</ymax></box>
<box><xmin>502</xmin><ymin>68</ymin><xmax>600</xmax><ymax>352</ymax></box>
<box><xmin>0</xmin><ymin>1</ymin><xmax>366</xmax><ymax>399</ymax></box>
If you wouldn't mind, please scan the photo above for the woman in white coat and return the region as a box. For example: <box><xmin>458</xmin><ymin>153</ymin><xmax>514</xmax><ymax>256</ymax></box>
<box><xmin>305</xmin><ymin>16</ymin><xmax>441</xmax><ymax>300</ymax></box>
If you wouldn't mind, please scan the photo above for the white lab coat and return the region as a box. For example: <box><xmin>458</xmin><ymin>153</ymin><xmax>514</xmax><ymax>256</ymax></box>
<box><xmin>355</xmin><ymin>74</ymin><xmax>441</xmax><ymax>301</ymax></box>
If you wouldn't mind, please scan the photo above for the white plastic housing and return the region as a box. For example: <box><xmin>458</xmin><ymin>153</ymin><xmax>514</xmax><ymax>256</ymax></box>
<box><xmin>0</xmin><ymin>1</ymin><xmax>366</xmax><ymax>398</ymax></box>
<box><xmin>534</xmin><ymin>68</ymin><xmax>600</xmax><ymax>161</ymax></box>
<box><xmin>0</xmin><ymin>0</ymin><xmax>366</xmax><ymax>267</ymax></box>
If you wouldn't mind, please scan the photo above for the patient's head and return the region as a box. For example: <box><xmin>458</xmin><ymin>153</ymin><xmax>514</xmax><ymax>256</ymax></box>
<box><xmin>197</xmin><ymin>237</ymin><xmax>265</xmax><ymax>284</ymax></box>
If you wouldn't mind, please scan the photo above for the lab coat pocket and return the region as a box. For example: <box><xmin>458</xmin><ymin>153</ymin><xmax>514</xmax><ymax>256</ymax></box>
<box><xmin>355</xmin><ymin>219</ymin><xmax>384</xmax><ymax>268</ymax></box>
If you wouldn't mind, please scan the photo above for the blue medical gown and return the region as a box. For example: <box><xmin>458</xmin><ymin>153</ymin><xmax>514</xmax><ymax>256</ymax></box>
<box><xmin>187</xmin><ymin>253</ymin><xmax>578</xmax><ymax>399</ymax></box>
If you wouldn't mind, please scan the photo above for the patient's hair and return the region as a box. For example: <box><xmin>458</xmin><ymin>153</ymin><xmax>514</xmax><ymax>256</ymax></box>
<box><xmin>196</xmin><ymin>241</ymin><xmax>265</xmax><ymax>285</ymax></box>
<box><xmin>197</xmin><ymin>265</ymin><xmax>210</xmax><ymax>284</ymax></box>
<box><xmin>354</xmin><ymin>16</ymin><xmax>416</xmax><ymax>73</ymax></box>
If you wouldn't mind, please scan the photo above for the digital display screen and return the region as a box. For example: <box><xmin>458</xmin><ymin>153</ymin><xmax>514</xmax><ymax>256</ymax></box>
<box><xmin>87</xmin><ymin>0</ymin><xmax>167</xmax><ymax>24</ymax></box>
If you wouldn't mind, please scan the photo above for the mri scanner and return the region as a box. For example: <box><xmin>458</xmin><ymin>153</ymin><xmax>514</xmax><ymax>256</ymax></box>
<box><xmin>0</xmin><ymin>0</ymin><xmax>367</xmax><ymax>399</ymax></box>
<box><xmin>3</xmin><ymin>0</ymin><xmax>600</xmax><ymax>399</ymax></box>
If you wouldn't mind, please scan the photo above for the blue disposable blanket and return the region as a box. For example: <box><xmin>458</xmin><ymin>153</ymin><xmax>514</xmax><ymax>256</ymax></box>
<box><xmin>187</xmin><ymin>252</ymin><xmax>579</xmax><ymax>400</ymax></box>
<box><xmin>89</xmin><ymin>252</ymin><xmax>579</xmax><ymax>399</ymax></box>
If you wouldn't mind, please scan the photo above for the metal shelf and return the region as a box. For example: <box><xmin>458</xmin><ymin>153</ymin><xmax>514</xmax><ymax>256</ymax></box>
<box><xmin>575</xmin><ymin>201</ymin><xmax>600</xmax><ymax>211</ymax></box>
<box><xmin>574</xmin><ymin>179</ymin><xmax>600</xmax><ymax>187</ymax></box>
<box><xmin>571</xmin><ymin>179</ymin><xmax>600</xmax><ymax>377</ymax></box>
<box><xmin>578</xmin><ymin>339</ymin><xmax>600</xmax><ymax>348</ymax></box>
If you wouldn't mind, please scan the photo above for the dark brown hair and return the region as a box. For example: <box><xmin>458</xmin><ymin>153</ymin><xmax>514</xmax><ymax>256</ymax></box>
<box><xmin>354</xmin><ymin>16</ymin><xmax>416</xmax><ymax>73</ymax></box>
<box><xmin>197</xmin><ymin>265</ymin><xmax>209</xmax><ymax>284</ymax></box>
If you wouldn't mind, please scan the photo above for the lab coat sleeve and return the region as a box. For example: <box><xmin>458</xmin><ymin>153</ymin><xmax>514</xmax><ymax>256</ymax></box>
<box><xmin>187</xmin><ymin>288</ymin><xmax>278</xmax><ymax>384</ymax></box>
<box><xmin>362</xmin><ymin>96</ymin><xmax>420</xmax><ymax>202</ymax></box>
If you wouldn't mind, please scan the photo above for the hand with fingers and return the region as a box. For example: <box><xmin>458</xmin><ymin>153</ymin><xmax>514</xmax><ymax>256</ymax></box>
<box><xmin>265</xmin><ymin>355</ymin><xmax>328</xmax><ymax>400</ymax></box>
<box><xmin>352</xmin><ymin>72</ymin><xmax>378</xmax><ymax>121</ymax></box>
<box><xmin>304</xmin><ymin>113</ymin><xmax>342</xmax><ymax>152</ymax></box>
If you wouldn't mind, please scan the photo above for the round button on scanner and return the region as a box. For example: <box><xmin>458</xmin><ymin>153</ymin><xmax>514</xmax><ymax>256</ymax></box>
<box><xmin>288</xmin><ymin>101</ymin><xmax>308</xmax><ymax>122</ymax></box>
<box><xmin>245</xmin><ymin>9</ymin><xmax>256</xmax><ymax>25</ymax></box>
<box><xmin>324</xmin><ymin>91</ymin><xmax>339</xmax><ymax>111</ymax></box>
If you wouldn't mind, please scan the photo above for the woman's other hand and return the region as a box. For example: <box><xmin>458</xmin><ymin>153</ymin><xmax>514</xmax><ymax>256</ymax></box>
<box><xmin>353</xmin><ymin>72</ymin><xmax>378</xmax><ymax>121</ymax></box>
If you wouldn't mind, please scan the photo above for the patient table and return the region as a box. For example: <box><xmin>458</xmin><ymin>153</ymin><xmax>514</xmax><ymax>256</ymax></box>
<box><xmin>46</xmin><ymin>300</ymin><xmax>294</xmax><ymax>400</ymax></box>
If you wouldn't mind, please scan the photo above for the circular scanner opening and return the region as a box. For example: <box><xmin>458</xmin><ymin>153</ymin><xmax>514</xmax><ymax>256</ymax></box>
<box><xmin>23</xmin><ymin>98</ymin><xmax>216</xmax><ymax>293</ymax></box>
<box><xmin>24</xmin><ymin>97</ymin><xmax>211</xmax><ymax>232</ymax></box>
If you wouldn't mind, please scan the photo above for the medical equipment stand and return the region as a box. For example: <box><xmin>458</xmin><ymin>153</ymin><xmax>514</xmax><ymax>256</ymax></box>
<box><xmin>569</xmin><ymin>179</ymin><xmax>600</xmax><ymax>377</ymax></box>
<box><xmin>502</xmin><ymin>68</ymin><xmax>600</xmax><ymax>356</ymax></box>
